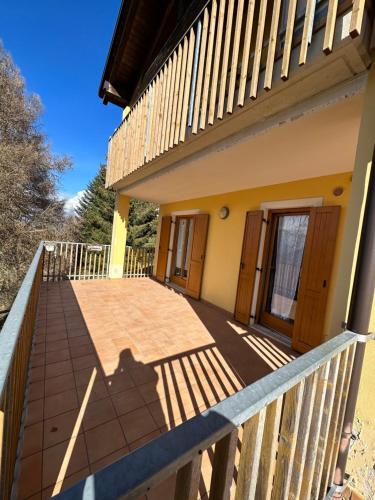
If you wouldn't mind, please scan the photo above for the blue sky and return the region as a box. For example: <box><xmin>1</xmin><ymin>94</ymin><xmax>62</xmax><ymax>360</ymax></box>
<box><xmin>0</xmin><ymin>0</ymin><xmax>122</xmax><ymax>208</ymax></box>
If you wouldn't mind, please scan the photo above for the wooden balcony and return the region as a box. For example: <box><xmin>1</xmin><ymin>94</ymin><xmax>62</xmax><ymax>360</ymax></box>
<box><xmin>106</xmin><ymin>0</ymin><xmax>372</xmax><ymax>189</ymax></box>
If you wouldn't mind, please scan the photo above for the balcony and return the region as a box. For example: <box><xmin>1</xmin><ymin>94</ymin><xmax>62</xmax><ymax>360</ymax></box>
<box><xmin>106</xmin><ymin>0</ymin><xmax>372</xmax><ymax>190</ymax></box>
<box><xmin>0</xmin><ymin>240</ymin><xmax>373</xmax><ymax>499</ymax></box>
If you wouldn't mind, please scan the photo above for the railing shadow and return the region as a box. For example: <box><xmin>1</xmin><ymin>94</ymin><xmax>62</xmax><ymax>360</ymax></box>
<box><xmin>17</xmin><ymin>278</ymin><xmax>296</xmax><ymax>499</ymax></box>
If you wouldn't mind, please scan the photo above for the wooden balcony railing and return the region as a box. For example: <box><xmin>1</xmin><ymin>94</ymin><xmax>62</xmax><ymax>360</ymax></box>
<box><xmin>55</xmin><ymin>330</ymin><xmax>374</xmax><ymax>500</ymax></box>
<box><xmin>106</xmin><ymin>0</ymin><xmax>367</xmax><ymax>187</ymax></box>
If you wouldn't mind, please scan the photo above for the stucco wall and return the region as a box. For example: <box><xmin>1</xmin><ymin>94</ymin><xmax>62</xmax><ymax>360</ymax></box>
<box><xmin>159</xmin><ymin>172</ymin><xmax>352</xmax><ymax>341</ymax></box>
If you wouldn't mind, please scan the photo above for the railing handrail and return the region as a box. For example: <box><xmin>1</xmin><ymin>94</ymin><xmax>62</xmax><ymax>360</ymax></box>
<box><xmin>0</xmin><ymin>241</ymin><xmax>44</xmax><ymax>400</ymax></box>
<box><xmin>56</xmin><ymin>329</ymin><xmax>359</xmax><ymax>500</ymax></box>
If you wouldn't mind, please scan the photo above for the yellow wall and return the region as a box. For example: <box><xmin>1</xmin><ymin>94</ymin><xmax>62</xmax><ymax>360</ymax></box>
<box><xmin>160</xmin><ymin>172</ymin><xmax>352</xmax><ymax>340</ymax></box>
<box><xmin>109</xmin><ymin>193</ymin><xmax>130</xmax><ymax>278</ymax></box>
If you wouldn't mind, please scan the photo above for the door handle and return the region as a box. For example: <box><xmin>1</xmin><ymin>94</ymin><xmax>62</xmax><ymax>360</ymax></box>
<box><xmin>323</xmin><ymin>279</ymin><xmax>327</xmax><ymax>288</ymax></box>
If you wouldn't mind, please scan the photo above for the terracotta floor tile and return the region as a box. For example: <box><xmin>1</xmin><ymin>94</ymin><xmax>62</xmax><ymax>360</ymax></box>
<box><xmin>76</xmin><ymin>378</ymin><xmax>109</xmax><ymax>404</ymax></box>
<box><xmin>105</xmin><ymin>373</ymin><xmax>135</xmax><ymax>395</ymax></box>
<box><xmin>85</xmin><ymin>419</ymin><xmax>126</xmax><ymax>464</ymax></box>
<box><xmin>41</xmin><ymin>467</ymin><xmax>90</xmax><ymax>499</ymax></box>
<box><xmin>28</xmin><ymin>380</ymin><xmax>45</xmax><ymax>402</ymax></box>
<box><xmin>72</xmin><ymin>354</ymin><xmax>98</xmax><ymax>371</ymax></box>
<box><xmin>44</xmin><ymin>389</ymin><xmax>78</xmax><ymax>419</ymax></box>
<box><xmin>111</xmin><ymin>387</ymin><xmax>145</xmax><ymax>416</ymax></box>
<box><xmin>42</xmin><ymin>434</ymin><xmax>88</xmax><ymax>489</ymax></box>
<box><xmin>17</xmin><ymin>452</ymin><xmax>42</xmax><ymax>499</ymax></box>
<box><xmin>45</xmin><ymin>359</ymin><xmax>73</xmax><ymax>380</ymax></box>
<box><xmin>68</xmin><ymin>336</ymin><xmax>92</xmax><ymax>349</ymax></box>
<box><xmin>45</xmin><ymin>348</ymin><xmax>71</xmax><ymax>365</ymax></box>
<box><xmin>89</xmin><ymin>446</ymin><xmax>129</xmax><ymax>474</ymax></box>
<box><xmin>128</xmin><ymin>429</ymin><xmax>161</xmax><ymax>451</ymax></box>
<box><xmin>44</xmin><ymin>372</ymin><xmax>76</xmax><ymax>398</ymax></box>
<box><xmin>74</xmin><ymin>366</ymin><xmax>103</xmax><ymax>388</ymax></box>
<box><xmin>69</xmin><ymin>343</ymin><xmax>94</xmax><ymax>359</ymax></box>
<box><xmin>21</xmin><ymin>421</ymin><xmax>43</xmax><ymax>458</ymax></box>
<box><xmin>44</xmin><ymin>409</ymin><xmax>81</xmax><ymax>449</ymax></box>
<box><xmin>46</xmin><ymin>339</ymin><xmax>69</xmax><ymax>353</ymax></box>
<box><xmin>30</xmin><ymin>365</ymin><xmax>45</xmax><ymax>383</ymax></box>
<box><xmin>25</xmin><ymin>398</ymin><xmax>44</xmax><ymax>427</ymax></box>
<box><xmin>82</xmin><ymin>397</ymin><xmax>116</xmax><ymax>431</ymax></box>
<box><xmin>31</xmin><ymin>354</ymin><xmax>45</xmax><ymax>369</ymax></box>
<box><xmin>119</xmin><ymin>406</ymin><xmax>158</xmax><ymax>444</ymax></box>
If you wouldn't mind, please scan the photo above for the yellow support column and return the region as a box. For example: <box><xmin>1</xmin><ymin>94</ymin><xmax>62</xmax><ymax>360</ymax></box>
<box><xmin>108</xmin><ymin>193</ymin><xmax>130</xmax><ymax>279</ymax></box>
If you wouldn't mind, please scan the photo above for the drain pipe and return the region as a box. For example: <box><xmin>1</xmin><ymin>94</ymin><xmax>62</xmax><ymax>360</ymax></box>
<box><xmin>333</xmin><ymin>149</ymin><xmax>375</xmax><ymax>496</ymax></box>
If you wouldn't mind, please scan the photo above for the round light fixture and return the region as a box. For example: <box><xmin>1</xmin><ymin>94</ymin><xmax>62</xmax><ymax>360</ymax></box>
<box><xmin>333</xmin><ymin>186</ymin><xmax>344</xmax><ymax>197</ymax></box>
<box><xmin>219</xmin><ymin>206</ymin><xmax>229</xmax><ymax>219</ymax></box>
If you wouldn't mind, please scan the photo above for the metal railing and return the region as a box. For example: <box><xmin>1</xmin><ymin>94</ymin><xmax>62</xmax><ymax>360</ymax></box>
<box><xmin>43</xmin><ymin>242</ymin><xmax>155</xmax><ymax>281</ymax></box>
<box><xmin>106</xmin><ymin>0</ymin><xmax>367</xmax><ymax>187</ymax></box>
<box><xmin>0</xmin><ymin>242</ymin><xmax>44</xmax><ymax>498</ymax></box>
<box><xmin>55</xmin><ymin>330</ymin><xmax>372</xmax><ymax>500</ymax></box>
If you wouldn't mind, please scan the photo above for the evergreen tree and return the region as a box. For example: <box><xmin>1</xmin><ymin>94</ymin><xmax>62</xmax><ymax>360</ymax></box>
<box><xmin>127</xmin><ymin>199</ymin><xmax>158</xmax><ymax>248</ymax></box>
<box><xmin>75</xmin><ymin>165</ymin><xmax>158</xmax><ymax>248</ymax></box>
<box><xmin>75</xmin><ymin>165</ymin><xmax>115</xmax><ymax>244</ymax></box>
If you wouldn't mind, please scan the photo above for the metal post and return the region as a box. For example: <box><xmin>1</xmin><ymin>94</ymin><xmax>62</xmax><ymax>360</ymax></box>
<box><xmin>333</xmin><ymin>149</ymin><xmax>375</xmax><ymax>494</ymax></box>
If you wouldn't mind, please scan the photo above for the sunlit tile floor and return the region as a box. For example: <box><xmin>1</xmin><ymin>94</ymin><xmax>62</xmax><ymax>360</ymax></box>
<box><xmin>15</xmin><ymin>278</ymin><xmax>296</xmax><ymax>499</ymax></box>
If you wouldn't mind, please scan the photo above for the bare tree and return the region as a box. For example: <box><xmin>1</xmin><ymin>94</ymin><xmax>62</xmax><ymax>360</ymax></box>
<box><xmin>0</xmin><ymin>43</ymin><xmax>72</xmax><ymax>311</ymax></box>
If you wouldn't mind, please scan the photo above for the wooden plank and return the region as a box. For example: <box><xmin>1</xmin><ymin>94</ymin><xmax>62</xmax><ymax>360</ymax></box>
<box><xmin>255</xmin><ymin>397</ymin><xmax>283</xmax><ymax>500</ymax></box>
<box><xmin>169</xmin><ymin>46</ymin><xmax>183</xmax><ymax>148</ymax></box>
<box><xmin>145</xmin><ymin>83</ymin><xmax>154</xmax><ymax>162</ymax></box>
<box><xmin>150</xmin><ymin>76</ymin><xmax>160</xmax><ymax>160</ymax></box>
<box><xmin>227</xmin><ymin>0</ymin><xmax>245</xmax><ymax>113</ymax></box>
<box><xmin>217</xmin><ymin>0</ymin><xmax>235</xmax><ymax>119</ymax></box>
<box><xmin>209</xmin><ymin>429</ymin><xmax>238</xmax><ymax>499</ymax></box>
<box><xmin>299</xmin><ymin>0</ymin><xmax>317</xmax><ymax>66</ymax></box>
<box><xmin>289</xmin><ymin>372</ymin><xmax>319</xmax><ymax>499</ymax></box>
<box><xmin>235</xmin><ymin>408</ymin><xmax>266</xmax><ymax>500</ymax></box>
<box><xmin>249</xmin><ymin>0</ymin><xmax>268</xmax><ymax>99</ymax></box>
<box><xmin>199</xmin><ymin>0</ymin><xmax>218</xmax><ymax>129</ymax></box>
<box><xmin>281</xmin><ymin>0</ymin><xmax>298</xmax><ymax>80</ymax></box>
<box><xmin>174</xmin><ymin>455</ymin><xmax>202</xmax><ymax>500</ymax></box>
<box><xmin>310</xmin><ymin>355</ymin><xmax>341</xmax><ymax>500</ymax></box>
<box><xmin>165</xmin><ymin>51</ymin><xmax>177</xmax><ymax>152</ymax></box>
<box><xmin>350</xmin><ymin>0</ymin><xmax>366</xmax><ymax>38</ymax></box>
<box><xmin>156</xmin><ymin>69</ymin><xmax>166</xmax><ymax>156</ymax></box>
<box><xmin>319</xmin><ymin>345</ymin><xmax>355</xmax><ymax>498</ymax></box>
<box><xmin>175</xmin><ymin>36</ymin><xmax>189</xmax><ymax>142</ymax></box>
<box><xmin>271</xmin><ymin>380</ymin><xmax>305</xmax><ymax>500</ymax></box>
<box><xmin>208</xmin><ymin>0</ymin><xmax>225</xmax><ymax>123</ymax></box>
<box><xmin>323</xmin><ymin>0</ymin><xmax>339</xmax><ymax>55</ymax></box>
<box><xmin>264</xmin><ymin>0</ymin><xmax>282</xmax><ymax>91</ymax></box>
<box><xmin>237</xmin><ymin>0</ymin><xmax>255</xmax><ymax>106</ymax></box>
<box><xmin>192</xmin><ymin>8</ymin><xmax>209</xmax><ymax>134</ymax></box>
<box><xmin>180</xmin><ymin>27</ymin><xmax>196</xmax><ymax>143</ymax></box>
<box><xmin>161</xmin><ymin>61</ymin><xmax>172</xmax><ymax>153</ymax></box>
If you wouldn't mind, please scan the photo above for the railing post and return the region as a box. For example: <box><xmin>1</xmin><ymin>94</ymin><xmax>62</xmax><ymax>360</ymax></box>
<box><xmin>332</xmin><ymin>151</ymin><xmax>375</xmax><ymax>495</ymax></box>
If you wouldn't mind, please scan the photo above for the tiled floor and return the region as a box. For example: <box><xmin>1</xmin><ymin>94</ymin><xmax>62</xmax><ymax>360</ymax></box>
<box><xmin>16</xmin><ymin>278</ymin><xmax>297</xmax><ymax>499</ymax></box>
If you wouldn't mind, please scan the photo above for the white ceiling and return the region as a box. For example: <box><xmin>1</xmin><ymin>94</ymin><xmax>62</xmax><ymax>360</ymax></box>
<box><xmin>121</xmin><ymin>93</ymin><xmax>363</xmax><ymax>204</ymax></box>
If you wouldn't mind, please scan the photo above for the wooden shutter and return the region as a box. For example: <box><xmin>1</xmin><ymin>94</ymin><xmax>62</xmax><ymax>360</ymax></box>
<box><xmin>234</xmin><ymin>211</ymin><xmax>263</xmax><ymax>324</ymax></box>
<box><xmin>292</xmin><ymin>206</ymin><xmax>340</xmax><ymax>352</ymax></box>
<box><xmin>186</xmin><ymin>214</ymin><xmax>210</xmax><ymax>299</ymax></box>
<box><xmin>156</xmin><ymin>216</ymin><xmax>172</xmax><ymax>282</ymax></box>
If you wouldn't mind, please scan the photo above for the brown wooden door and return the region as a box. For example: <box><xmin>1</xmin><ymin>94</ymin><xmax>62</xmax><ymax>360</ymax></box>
<box><xmin>155</xmin><ymin>216</ymin><xmax>172</xmax><ymax>282</ymax></box>
<box><xmin>186</xmin><ymin>214</ymin><xmax>209</xmax><ymax>299</ymax></box>
<box><xmin>292</xmin><ymin>206</ymin><xmax>340</xmax><ymax>352</ymax></box>
<box><xmin>234</xmin><ymin>211</ymin><xmax>263</xmax><ymax>324</ymax></box>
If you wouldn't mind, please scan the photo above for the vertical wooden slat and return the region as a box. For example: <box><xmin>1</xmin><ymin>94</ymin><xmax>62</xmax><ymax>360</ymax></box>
<box><xmin>310</xmin><ymin>355</ymin><xmax>341</xmax><ymax>499</ymax></box>
<box><xmin>271</xmin><ymin>380</ymin><xmax>305</xmax><ymax>499</ymax></box>
<box><xmin>323</xmin><ymin>0</ymin><xmax>338</xmax><ymax>55</ymax></box>
<box><xmin>210</xmin><ymin>429</ymin><xmax>238</xmax><ymax>499</ymax></box>
<box><xmin>299</xmin><ymin>0</ymin><xmax>317</xmax><ymax>65</ymax></box>
<box><xmin>208</xmin><ymin>0</ymin><xmax>226</xmax><ymax>122</ymax></box>
<box><xmin>237</xmin><ymin>0</ymin><xmax>255</xmax><ymax>106</ymax></box>
<box><xmin>350</xmin><ymin>0</ymin><xmax>366</xmax><ymax>38</ymax></box>
<box><xmin>199</xmin><ymin>0</ymin><xmax>218</xmax><ymax>129</ymax></box>
<box><xmin>289</xmin><ymin>372</ymin><xmax>319</xmax><ymax>499</ymax></box>
<box><xmin>192</xmin><ymin>9</ymin><xmax>209</xmax><ymax>134</ymax></box>
<box><xmin>180</xmin><ymin>27</ymin><xmax>196</xmax><ymax>142</ymax></box>
<box><xmin>174</xmin><ymin>455</ymin><xmax>202</xmax><ymax>500</ymax></box>
<box><xmin>281</xmin><ymin>0</ymin><xmax>298</xmax><ymax>80</ymax></box>
<box><xmin>319</xmin><ymin>345</ymin><xmax>355</xmax><ymax>498</ymax></box>
<box><xmin>235</xmin><ymin>407</ymin><xmax>267</xmax><ymax>500</ymax></box>
<box><xmin>157</xmin><ymin>69</ymin><xmax>166</xmax><ymax>156</ymax></box>
<box><xmin>227</xmin><ymin>0</ymin><xmax>244</xmax><ymax>113</ymax></box>
<box><xmin>249</xmin><ymin>0</ymin><xmax>268</xmax><ymax>99</ymax></box>
<box><xmin>217</xmin><ymin>0</ymin><xmax>235</xmax><ymax>119</ymax></box>
<box><xmin>150</xmin><ymin>75</ymin><xmax>160</xmax><ymax>160</ymax></box>
<box><xmin>175</xmin><ymin>37</ymin><xmax>189</xmax><ymax>143</ymax></box>
<box><xmin>165</xmin><ymin>52</ymin><xmax>178</xmax><ymax>152</ymax></box>
<box><xmin>264</xmin><ymin>0</ymin><xmax>282</xmax><ymax>91</ymax></box>
<box><xmin>170</xmin><ymin>46</ymin><xmax>183</xmax><ymax>148</ymax></box>
<box><xmin>161</xmin><ymin>62</ymin><xmax>172</xmax><ymax>153</ymax></box>
<box><xmin>255</xmin><ymin>397</ymin><xmax>283</xmax><ymax>500</ymax></box>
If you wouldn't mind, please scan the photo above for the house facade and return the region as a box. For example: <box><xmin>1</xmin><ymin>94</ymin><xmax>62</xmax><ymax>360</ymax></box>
<box><xmin>100</xmin><ymin>0</ymin><xmax>375</xmax><ymax>494</ymax></box>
